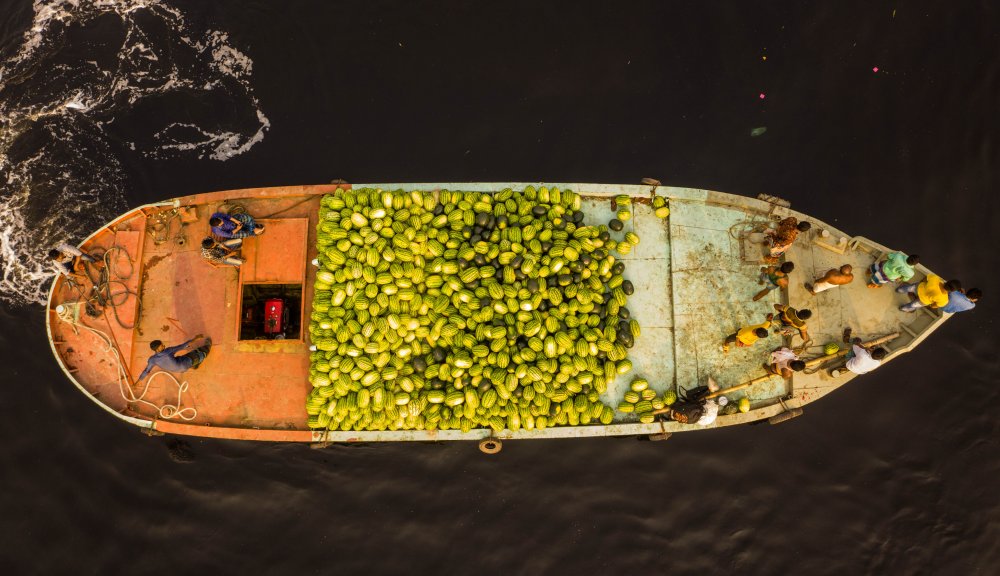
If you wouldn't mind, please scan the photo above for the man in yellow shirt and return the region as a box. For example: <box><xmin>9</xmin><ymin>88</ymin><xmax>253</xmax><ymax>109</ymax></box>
<box><xmin>723</xmin><ymin>313</ymin><xmax>773</xmax><ymax>353</ymax></box>
<box><xmin>897</xmin><ymin>275</ymin><xmax>958</xmax><ymax>312</ymax></box>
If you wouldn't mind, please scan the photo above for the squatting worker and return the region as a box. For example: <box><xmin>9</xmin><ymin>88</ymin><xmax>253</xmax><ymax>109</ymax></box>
<box><xmin>773</xmin><ymin>304</ymin><xmax>812</xmax><ymax>342</ymax></box>
<box><xmin>210</xmin><ymin>212</ymin><xmax>265</xmax><ymax>239</ymax></box>
<box><xmin>49</xmin><ymin>242</ymin><xmax>97</xmax><ymax>278</ymax></box>
<box><xmin>806</xmin><ymin>264</ymin><xmax>854</xmax><ymax>295</ymax></box>
<box><xmin>136</xmin><ymin>334</ymin><xmax>212</xmax><ymax>381</ymax></box>
<box><xmin>723</xmin><ymin>313</ymin><xmax>773</xmax><ymax>353</ymax></box>
<box><xmin>201</xmin><ymin>237</ymin><xmax>245</xmax><ymax>267</ymax></box>
<box><xmin>845</xmin><ymin>340</ymin><xmax>887</xmax><ymax>375</ymax></box>
<box><xmin>765</xmin><ymin>346</ymin><xmax>806</xmax><ymax>378</ymax></box>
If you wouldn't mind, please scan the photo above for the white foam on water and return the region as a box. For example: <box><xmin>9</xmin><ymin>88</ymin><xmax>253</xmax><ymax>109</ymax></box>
<box><xmin>0</xmin><ymin>0</ymin><xmax>270</xmax><ymax>305</ymax></box>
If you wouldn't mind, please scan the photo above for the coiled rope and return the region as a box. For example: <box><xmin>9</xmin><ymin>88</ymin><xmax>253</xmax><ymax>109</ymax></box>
<box><xmin>77</xmin><ymin>245</ymin><xmax>140</xmax><ymax>330</ymax></box>
<box><xmin>55</xmin><ymin>303</ymin><xmax>197</xmax><ymax>421</ymax></box>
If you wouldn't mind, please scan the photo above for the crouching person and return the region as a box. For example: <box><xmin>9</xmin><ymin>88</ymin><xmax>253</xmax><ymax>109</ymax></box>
<box><xmin>136</xmin><ymin>335</ymin><xmax>213</xmax><ymax>382</ymax></box>
<box><xmin>846</xmin><ymin>343</ymin><xmax>886</xmax><ymax>375</ymax></box>
<box><xmin>722</xmin><ymin>313</ymin><xmax>773</xmax><ymax>353</ymax></box>
<box><xmin>210</xmin><ymin>212</ymin><xmax>264</xmax><ymax>239</ymax></box>
<box><xmin>765</xmin><ymin>346</ymin><xmax>806</xmax><ymax>378</ymax></box>
<box><xmin>201</xmin><ymin>237</ymin><xmax>245</xmax><ymax>267</ymax></box>
<box><xmin>660</xmin><ymin>377</ymin><xmax>727</xmax><ymax>426</ymax></box>
<box><xmin>833</xmin><ymin>330</ymin><xmax>887</xmax><ymax>376</ymax></box>
<box><xmin>49</xmin><ymin>242</ymin><xmax>97</xmax><ymax>278</ymax></box>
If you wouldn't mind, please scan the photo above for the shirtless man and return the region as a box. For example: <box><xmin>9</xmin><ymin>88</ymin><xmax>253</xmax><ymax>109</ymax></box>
<box><xmin>805</xmin><ymin>264</ymin><xmax>854</xmax><ymax>295</ymax></box>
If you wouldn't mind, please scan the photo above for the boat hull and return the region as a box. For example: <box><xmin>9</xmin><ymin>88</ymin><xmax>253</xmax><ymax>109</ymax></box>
<box><xmin>46</xmin><ymin>183</ymin><xmax>948</xmax><ymax>443</ymax></box>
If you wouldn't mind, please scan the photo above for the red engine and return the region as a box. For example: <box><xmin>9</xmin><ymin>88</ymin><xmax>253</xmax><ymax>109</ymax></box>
<box><xmin>263</xmin><ymin>298</ymin><xmax>286</xmax><ymax>337</ymax></box>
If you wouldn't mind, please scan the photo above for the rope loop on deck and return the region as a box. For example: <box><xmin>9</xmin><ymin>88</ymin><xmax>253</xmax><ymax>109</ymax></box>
<box><xmin>54</xmin><ymin>309</ymin><xmax>197</xmax><ymax>421</ymax></box>
<box><xmin>144</xmin><ymin>372</ymin><xmax>198</xmax><ymax>421</ymax></box>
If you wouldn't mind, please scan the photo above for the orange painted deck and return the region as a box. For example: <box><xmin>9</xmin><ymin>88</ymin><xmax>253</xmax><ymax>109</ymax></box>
<box><xmin>49</xmin><ymin>223</ymin><xmax>146</xmax><ymax>415</ymax></box>
<box><xmin>47</xmin><ymin>185</ymin><xmax>344</xmax><ymax>440</ymax></box>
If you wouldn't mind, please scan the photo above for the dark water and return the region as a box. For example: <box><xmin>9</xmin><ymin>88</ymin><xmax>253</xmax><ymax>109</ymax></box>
<box><xmin>2</xmin><ymin>1</ymin><xmax>998</xmax><ymax>574</ymax></box>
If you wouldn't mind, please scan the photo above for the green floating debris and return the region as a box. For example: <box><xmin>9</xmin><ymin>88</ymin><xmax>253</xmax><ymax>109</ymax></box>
<box><xmin>750</xmin><ymin>127</ymin><xmax>768</xmax><ymax>137</ymax></box>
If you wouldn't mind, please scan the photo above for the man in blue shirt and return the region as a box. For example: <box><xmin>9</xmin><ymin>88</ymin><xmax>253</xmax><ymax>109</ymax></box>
<box><xmin>942</xmin><ymin>288</ymin><xmax>981</xmax><ymax>314</ymax></box>
<box><xmin>136</xmin><ymin>334</ymin><xmax>212</xmax><ymax>381</ymax></box>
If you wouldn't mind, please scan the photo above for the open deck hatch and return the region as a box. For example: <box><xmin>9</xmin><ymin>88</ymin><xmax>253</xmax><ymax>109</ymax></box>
<box><xmin>239</xmin><ymin>283</ymin><xmax>302</xmax><ymax>341</ymax></box>
<box><xmin>234</xmin><ymin>216</ymin><xmax>310</xmax><ymax>342</ymax></box>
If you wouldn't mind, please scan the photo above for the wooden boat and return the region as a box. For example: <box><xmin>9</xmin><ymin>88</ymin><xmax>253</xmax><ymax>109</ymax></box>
<box><xmin>46</xmin><ymin>182</ymin><xmax>949</xmax><ymax>449</ymax></box>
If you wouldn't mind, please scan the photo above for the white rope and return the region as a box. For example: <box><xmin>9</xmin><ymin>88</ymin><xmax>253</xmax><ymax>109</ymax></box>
<box><xmin>55</xmin><ymin>305</ymin><xmax>198</xmax><ymax>421</ymax></box>
<box><xmin>142</xmin><ymin>372</ymin><xmax>198</xmax><ymax>421</ymax></box>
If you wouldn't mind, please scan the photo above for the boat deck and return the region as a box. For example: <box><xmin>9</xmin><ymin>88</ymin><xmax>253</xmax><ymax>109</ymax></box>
<box><xmin>47</xmin><ymin>183</ymin><xmax>948</xmax><ymax>442</ymax></box>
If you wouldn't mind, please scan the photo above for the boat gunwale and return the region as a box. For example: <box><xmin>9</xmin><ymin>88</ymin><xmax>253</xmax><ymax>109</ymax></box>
<box><xmin>46</xmin><ymin>183</ymin><xmax>952</xmax><ymax>442</ymax></box>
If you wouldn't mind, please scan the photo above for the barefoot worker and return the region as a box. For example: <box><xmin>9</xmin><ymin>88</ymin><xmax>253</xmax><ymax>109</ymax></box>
<box><xmin>764</xmin><ymin>217</ymin><xmax>811</xmax><ymax>263</ymax></box>
<box><xmin>723</xmin><ymin>313</ymin><xmax>774</xmax><ymax>353</ymax></box>
<box><xmin>806</xmin><ymin>264</ymin><xmax>854</xmax><ymax>295</ymax></box>
<box><xmin>773</xmin><ymin>304</ymin><xmax>812</xmax><ymax>343</ymax></box>
<box><xmin>845</xmin><ymin>339</ymin><xmax>887</xmax><ymax>375</ymax></box>
<box><xmin>136</xmin><ymin>334</ymin><xmax>212</xmax><ymax>382</ymax></box>
<box><xmin>897</xmin><ymin>275</ymin><xmax>957</xmax><ymax>313</ymax></box>
<box><xmin>210</xmin><ymin>212</ymin><xmax>265</xmax><ymax>239</ymax></box>
<box><xmin>753</xmin><ymin>262</ymin><xmax>794</xmax><ymax>301</ymax></box>
<box><xmin>49</xmin><ymin>242</ymin><xmax>97</xmax><ymax>278</ymax></box>
<box><xmin>200</xmin><ymin>237</ymin><xmax>245</xmax><ymax>267</ymax></box>
<box><xmin>765</xmin><ymin>346</ymin><xmax>806</xmax><ymax>378</ymax></box>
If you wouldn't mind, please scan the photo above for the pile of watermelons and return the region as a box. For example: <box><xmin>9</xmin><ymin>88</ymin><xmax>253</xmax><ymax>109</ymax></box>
<box><xmin>306</xmin><ymin>186</ymin><xmax>648</xmax><ymax>433</ymax></box>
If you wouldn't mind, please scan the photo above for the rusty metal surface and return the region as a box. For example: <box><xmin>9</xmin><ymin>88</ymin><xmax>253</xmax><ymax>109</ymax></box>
<box><xmin>240</xmin><ymin>218</ymin><xmax>309</xmax><ymax>283</ymax></box>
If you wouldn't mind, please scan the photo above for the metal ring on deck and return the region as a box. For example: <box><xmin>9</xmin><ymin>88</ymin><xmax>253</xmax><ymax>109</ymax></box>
<box><xmin>478</xmin><ymin>438</ymin><xmax>502</xmax><ymax>454</ymax></box>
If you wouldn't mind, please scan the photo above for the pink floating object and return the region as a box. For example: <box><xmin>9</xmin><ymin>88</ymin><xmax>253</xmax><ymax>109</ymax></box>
<box><xmin>759</xmin><ymin>93</ymin><xmax>766</xmax><ymax>99</ymax></box>
<box><xmin>872</xmin><ymin>66</ymin><xmax>879</xmax><ymax>72</ymax></box>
